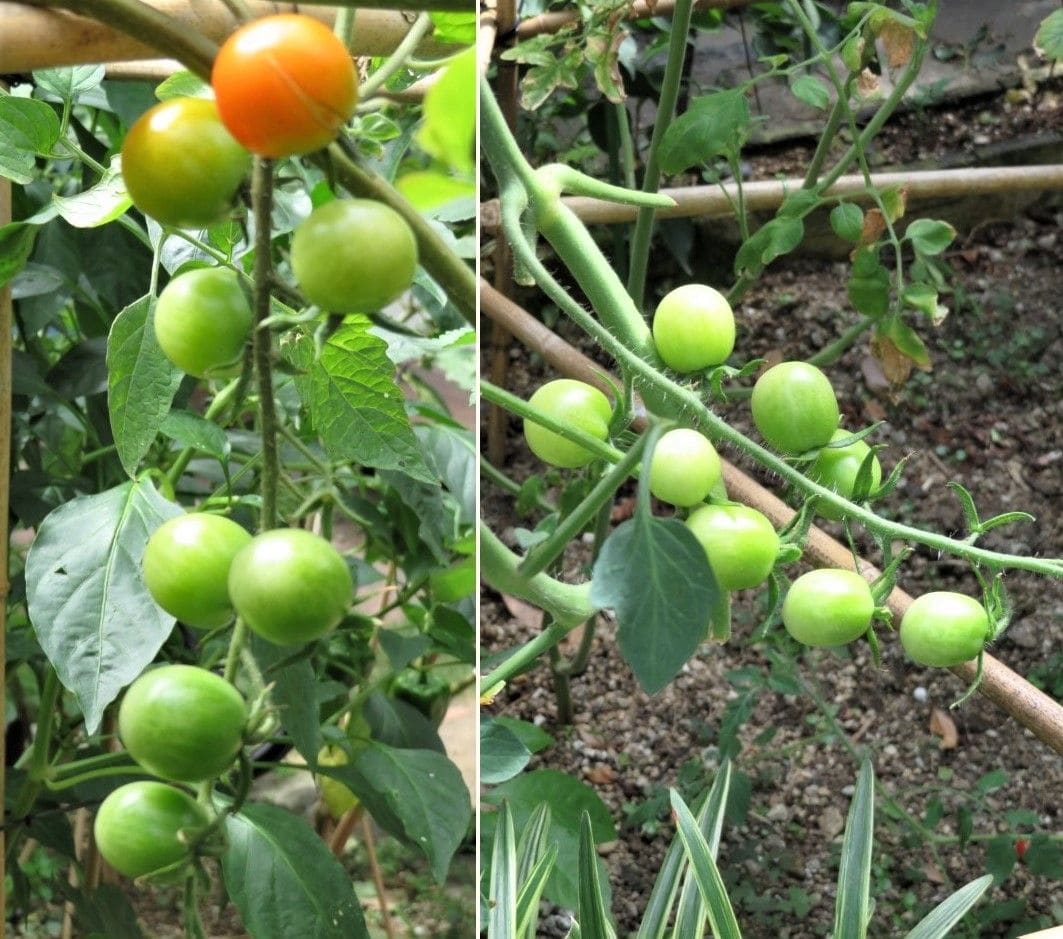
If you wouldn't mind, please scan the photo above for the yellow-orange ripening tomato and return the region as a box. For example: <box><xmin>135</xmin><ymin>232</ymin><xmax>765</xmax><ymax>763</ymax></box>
<box><xmin>212</xmin><ymin>14</ymin><xmax>359</xmax><ymax>158</ymax></box>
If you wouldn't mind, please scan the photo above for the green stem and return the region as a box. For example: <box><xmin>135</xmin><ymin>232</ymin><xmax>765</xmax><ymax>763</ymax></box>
<box><xmin>548</xmin><ymin>644</ymin><xmax>574</xmax><ymax>724</ymax></box>
<box><xmin>48</xmin><ymin>749</ymin><xmax>136</xmax><ymax>779</ymax></box>
<box><xmin>45</xmin><ymin>764</ymin><xmax>147</xmax><ymax>791</ymax></box>
<box><xmin>483</xmin><ymin>620</ymin><xmax>578</xmax><ymax>700</ymax></box>
<box><xmin>626</xmin><ymin>0</ymin><xmax>694</xmax><ymax>311</ymax></box>
<box><xmin>251</xmin><ymin>158</ymin><xmax>279</xmax><ymax>531</ymax></box>
<box><xmin>480</xmin><ymin>457</ymin><xmax>557</xmax><ymax>513</ymax></box>
<box><xmin>359</xmin><ymin>13</ymin><xmax>433</xmax><ymax>100</ymax></box>
<box><xmin>223</xmin><ymin>619</ymin><xmax>249</xmax><ymax>684</ymax></box>
<box><xmin>163</xmin><ymin>376</ymin><xmax>243</xmax><ymax>489</ymax></box>
<box><xmin>518</xmin><ymin>432</ymin><xmax>647</xmax><ymax>579</ymax></box>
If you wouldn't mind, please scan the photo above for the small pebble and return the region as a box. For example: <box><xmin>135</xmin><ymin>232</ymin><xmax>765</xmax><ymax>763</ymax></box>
<box><xmin>913</xmin><ymin>686</ymin><xmax>929</xmax><ymax>703</ymax></box>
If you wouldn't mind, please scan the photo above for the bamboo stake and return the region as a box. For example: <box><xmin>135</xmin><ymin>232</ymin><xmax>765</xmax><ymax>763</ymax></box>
<box><xmin>0</xmin><ymin>1</ymin><xmax>458</xmax><ymax>72</ymax></box>
<box><xmin>481</xmin><ymin>164</ymin><xmax>1063</xmax><ymax>229</ymax></box>
<box><xmin>479</xmin><ymin>278</ymin><xmax>1063</xmax><ymax>756</ymax></box>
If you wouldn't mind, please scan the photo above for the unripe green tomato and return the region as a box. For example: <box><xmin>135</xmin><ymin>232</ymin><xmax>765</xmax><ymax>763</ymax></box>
<box><xmin>685</xmin><ymin>503</ymin><xmax>779</xmax><ymax>591</ymax></box>
<box><xmin>94</xmin><ymin>781</ymin><xmax>210</xmax><ymax>879</ymax></box>
<box><xmin>291</xmin><ymin>199</ymin><xmax>418</xmax><ymax>312</ymax></box>
<box><xmin>121</xmin><ymin>97</ymin><xmax>250</xmax><ymax>229</ymax></box>
<box><xmin>899</xmin><ymin>592</ymin><xmax>989</xmax><ymax>667</ymax></box>
<box><xmin>143</xmin><ymin>513</ymin><xmax>251</xmax><ymax>629</ymax></box>
<box><xmin>649</xmin><ymin>428</ymin><xmax>721</xmax><ymax>507</ymax></box>
<box><xmin>751</xmin><ymin>361</ymin><xmax>840</xmax><ymax>454</ymax></box>
<box><xmin>119</xmin><ymin>665</ymin><xmax>247</xmax><ymax>783</ymax></box>
<box><xmin>808</xmin><ymin>429</ymin><xmax>883</xmax><ymax>520</ymax></box>
<box><xmin>652</xmin><ymin>284</ymin><xmax>736</xmax><ymax>373</ymax></box>
<box><xmin>228</xmin><ymin>528</ymin><xmax>354</xmax><ymax>646</ymax></box>
<box><xmin>154</xmin><ymin>268</ymin><xmax>252</xmax><ymax>378</ymax></box>
<box><xmin>782</xmin><ymin>568</ymin><xmax>874</xmax><ymax>646</ymax></box>
<box><xmin>523</xmin><ymin>379</ymin><xmax>612</xmax><ymax>469</ymax></box>
<box><xmin>317</xmin><ymin>745</ymin><xmax>360</xmax><ymax>819</ymax></box>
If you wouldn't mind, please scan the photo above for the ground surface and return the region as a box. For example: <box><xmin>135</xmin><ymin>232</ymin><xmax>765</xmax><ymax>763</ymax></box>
<box><xmin>480</xmin><ymin>79</ymin><xmax>1063</xmax><ymax>938</ymax></box>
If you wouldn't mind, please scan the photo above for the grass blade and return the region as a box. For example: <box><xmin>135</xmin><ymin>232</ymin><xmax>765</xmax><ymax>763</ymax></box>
<box><xmin>903</xmin><ymin>875</ymin><xmax>994</xmax><ymax>939</ymax></box>
<box><xmin>577</xmin><ymin>811</ymin><xmax>617</xmax><ymax>939</ymax></box>
<box><xmin>488</xmin><ymin>802</ymin><xmax>517</xmax><ymax>939</ymax></box>
<box><xmin>834</xmin><ymin>759</ymin><xmax>875</xmax><ymax>939</ymax></box>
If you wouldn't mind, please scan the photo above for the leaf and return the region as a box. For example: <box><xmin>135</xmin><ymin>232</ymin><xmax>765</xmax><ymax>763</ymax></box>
<box><xmin>483</xmin><ymin>769</ymin><xmax>616</xmax><ymax>912</ymax></box>
<box><xmin>396</xmin><ymin>170</ymin><xmax>474</xmax><ymax>211</ymax></box>
<box><xmin>324</xmin><ymin>742</ymin><xmax>471</xmax><ymax>883</ymax></box>
<box><xmin>107</xmin><ymin>296</ymin><xmax>183</xmax><ymax>477</ymax></box>
<box><xmin>0</xmin><ymin>223</ymin><xmax>39</xmax><ymax>289</ymax></box>
<box><xmin>906</xmin><ymin>218</ymin><xmax>956</xmax><ymax>256</ymax></box>
<box><xmin>481</xmin><ymin>717</ymin><xmax>531</xmax><ymax>785</ymax></box>
<box><xmin>0</xmin><ymin>97</ymin><xmax>61</xmax><ymax>184</ymax></box>
<box><xmin>418</xmin><ymin>47</ymin><xmax>475</xmax><ymax>174</ymax></box>
<box><xmin>984</xmin><ymin>835</ymin><xmax>1017</xmax><ymax>884</ymax></box>
<box><xmin>734</xmin><ymin>217</ymin><xmax>804</xmax><ymax>275</ymax></box>
<box><xmin>489</xmin><ymin>802</ymin><xmax>518</xmax><ymax>939</ymax></box>
<box><xmin>32</xmin><ymin>66</ymin><xmax>105</xmax><ymax>101</ymax></box>
<box><xmin>833</xmin><ymin>760</ymin><xmax>875</xmax><ymax>939</ymax></box>
<box><xmin>25</xmin><ymin>480</ymin><xmax>183</xmax><ymax>733</ymax></box>
<box><xmin>54</xmin><ymin>155</ymin><xmax>132</xmax><ymax>228</ymax></box>
<box><xmin>154</xmin><ymin>70</ymin><xmax>209</xmax><ymax>101</ymax></box>
<box><xmin>65</xmin><ymin>884</ymin><xmax>145</xmax><ymax>939</ymax></box>
<box><xmin>879</xmin><ymin>19</ymin><xmax>915</xmax><ymax>67</ymax></box>
<box><xmin>587</xmin><ymin>16</ymin><xmax>626</xmax><ymax>104</ymax></box>
<box><xmin>159</xmin><ymin>410</ymin><xmax>230</xmax><ymax>463</ymax></box>
<box><xmin>286</xmin><ymin>320</ymin><xmax>433</xmax><ymax>482</ymax></box>
<box><xmin>830</xmin><ymin>203</ymin><xmax>864</xmax><ymax>243</ymax></box>
<box><xmin>880</xmin><ymin>185</ymin><xmax>908</xmax><ymax>223</ymax></box>
<box><xmin>362</xmin><ymin>693</ymin><xmax>444</xmax><ymax>753</ymax></box>
<box><xmin>848</xmin><ymin>262</ymin><xmax>890</xmax><ymax>318</ymax></box>
<box><xmin>252</xmin><ymin>636</ymin><xmax>323</xmax><ymax>767</ymax></box>
<box><xmin>1035</xmin><ymin>8</ymin><xmax>1063</xmax><ymax>61</ymax></box>
<box><xmin>416</xmin><ymin>424</ymin><xmax>476</xmax><ymax>525</ymax></box>
<box><xmin>591</xmin><ymin>516</ymin><xmax>721</xmax><ymax>694</ymax></box>
<box><xmin>658</xmin><ymin>89</ymin><xmax>750</xmax><ymax>173</ymax></box>
<box><xmin>929</xmin><ymin>708</ymin><xmax>958</xmax><ymax>749</ymax></box>
<box><xmin>429</xmin><ymin>11</ymin><xmax>476</xmax><ymax>46</ymax></box>
<box><xmin>577</xmin><ymin>812</ymin><xmax>617</xmax><ymax>939</ymax></box>
<box><xmin>222</xmin><ymin>802</ymin><xmax>368</xmax><ymax>939</ymax></box>
<box><xmin>902</xmin><ymin>875</ymin><xmax>992</xmax><ymax>939</ymax></box>
<box><xmin>790</xmin><ymin>74</ymin><xmax>831</xmax><ymax>109</ymax></box>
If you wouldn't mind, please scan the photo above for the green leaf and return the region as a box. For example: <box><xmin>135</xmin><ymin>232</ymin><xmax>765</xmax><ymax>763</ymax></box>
<box><xmin>880</xmin><ymin>317</ymin><xmax>931</xmax><ymax>367</ymax></box>
<box><xmin>902</xmin><ymin>875</ymin><xmax>992</xmax><ymax>939</ymax></box>
<box><xmin>54</xmin><ymin>155</ymin><xmax>132</xmax><ymax>228</ymax></box>
<box><xmin>32</xmin><ymin>66</ymin><xmax>105</xmax><ymax>102</ymax></box>
<box><xmin>362</xmin><ymin>693</ymin><xmax>444</xmax><ymax>753</ymax></box>
<box><xmin>577</xmin><ymin>812</ymin><xmax>617</xmax><ymax>939</ymax></box>
<box><xmin>830</xmin><ymin>203</ymin><xmax>864</xmax><ymax>242</ymax></box>
<box><xmin>974</xmin><ymin>768</ymin><xmax>1008</xmax><ymax>795</ymax></box>
<box><xmin>106</xmin><ymin>296</ymin><xmax>183</xmax><ymax>477</ymax></box>
<box><xmin>489</xmin><ymin>802</ymin><xmax>518</xmax><ymax>939</ymax></box>
<box><xmin>984</xmin><ymin>835</ymin><xmax>1017</xmax><ymax>884</ymax></box>
<box><xmin>66</xmin><ymin>884</ymin><xmax>144</xmax><ymax>939</ymax></box>
<box><xmin>734</xmin><ymin>216</ymin><xmax>804</xmax><ymax>275</ymax></box>
<box><xmin>847</xmin><ymin>263</ymin><xmax>891</xmax><ymax>317</ymax></box>
<box><xmin>516</xmin><ymin>843</ymin><xmax>557</xmax><ymax>939</ymax></box>
<box><xmin>902</xmin><ymin>282</ymin><xmax>939</xmax><ymax>317</ymax></box>
<box><xmin>326</xmin><ymin>742</ymin><xmax>472</xmax><ymax>883</ymax></box>
<box><xmin>430</xmin><ymin>11</ymin><xmax>476</xmax><ymax>46</ymax></box>
<box><xmin>418</xmin><ymin>46</ymin><xmax>475</xmax><ymax>173</ymax></box>
<box><xmin>25</xmin><ymin>480</ymin><xmax>183</xmax><ymax>733</ymax></box>
<box><xmin>286</xmin><ymin>320</ymin><xmax>433</xmax><ymax>483</ymax></box>
<box><xmin>905</xmin><ymin>218</ymin><xmax>956</xmax><ymax>256</ymax></box>
<box><xmin>417</xmin><ymin>423</ymin><xmax>476</xmax><ymax>525</ymax></box>
<box><xmin>0</xmin><ymin>223</ymin><xmax>39</xmax><ymax>289</ymax></box>
<box><xmin>396</xmin><ymin>170</ymin><xmax>474</xmax><ymax>211</ymax></box>
<box><xmin>0</xmin><ymin>97</ymin><xmax>61</xmax><ymax>184</ymax></box>
<box><xmin>222</xmin><ymin>802</ymin><xmax>368</xmax><ymax>939</ymax></box>
<box><xmin>833</xmin><ymin>760</ymin><xmax>875</xmax><ymax>939</ymax></box>
<box><xmin>483</xmin><ymin>769</ymin><xmax>616</xmax><ymax>912</ymax></box>
<box><xmin>158</xmin><ymin>409</ymin><xmax>230</xmax><ymax>463</ymax></box>
<box><xmin>1025</xmin><ymin>837</ymin><xmax>1063</xmax><ymax>877</ymax></box>
<box><xmin>481</xmin><ymin>717</ymin><xmax>531</xmax><ymax>784</ymax></box>
<box><xmin>1035</xmin><ymin>8</ymin><xmax>1063</xmax><ymax>61</ymax></box>
<box><xmin>790</xmin><ymin>74</ymin><xmax>831</xmax><ymax>109</ymax></box>
<box><xmin>154</xmin><ymin>70</ymin><xmax>209</xmax><ymax>101</ymax></box>
<box><xmin>590</xmin><ymin>516</ymin><xmax>722</xmax><ymax>694</ymax></box>
<box><xmin>493</xmin><ymin>716</ymin><xmax>554</xmax><ymax>755</ymax></box>
<box><xmin>251</xmin><ymin>636</ymin><xmax>323</xmax><ymax>767</ymax></box>
<box><xmin>658</xmin><ymin>89</ymin><xmax>750</xmax><ymax>173</ymax></box>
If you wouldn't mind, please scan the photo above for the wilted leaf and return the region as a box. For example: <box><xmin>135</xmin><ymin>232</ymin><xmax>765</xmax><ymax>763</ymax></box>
<box><xmin>858</xmin><ymin>207</ymin><xmax>887</xmax><ymax>246</ymax></box>
<box><xmin>857</xmin><ymin>68</ymin><xmax>880</xmax><ymax>98</ymax></box>
<box><xmin>929</xmin><ymin>707</ymin><xmax>958</xmax><ymax>749</ymax></box>
<box><xmin>880</xmin><ymin>19</ymin><xmax>915</xmax><ymax>67</ymax></box>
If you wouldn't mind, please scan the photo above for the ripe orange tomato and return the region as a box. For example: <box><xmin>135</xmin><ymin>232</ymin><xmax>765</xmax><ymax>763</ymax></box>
<box><xmin>211</xmin><ymin>14</ymin><xmax>359</xmax><ymax>158</ymax></box>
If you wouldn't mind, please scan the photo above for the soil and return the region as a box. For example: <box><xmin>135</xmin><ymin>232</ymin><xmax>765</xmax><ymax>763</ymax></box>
<box><xmin>480</xmin><ymin>83</ymin><xmax>1063</xmax><ymax>937</ymax></box>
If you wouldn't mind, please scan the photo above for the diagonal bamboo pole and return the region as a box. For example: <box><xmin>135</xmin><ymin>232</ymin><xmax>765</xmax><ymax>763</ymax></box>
<box><xmin>479</xmin><ymin>278</ymin><xmax>1063</xmax><ymax>756</ymax></box>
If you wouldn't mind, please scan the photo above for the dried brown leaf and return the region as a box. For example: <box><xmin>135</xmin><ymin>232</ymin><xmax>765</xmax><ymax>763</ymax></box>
<box><xmin>929</xmin><ymin>707</ymin><xmax>959</xmax><ymax>749</ymax></box>
<box><xmin>859</xmin><ymin>208</ymin><xmax>887</xmax><ymax>246</ymax></box>
<box><xmin>880</xmin><ymin>20</ymin><xmax>915</xmax><ymax>68</ymax></box>
<box><xmin>870</xmin><ymin>335</ymin><xmax>915</xmax><ymax>387</ymax></box>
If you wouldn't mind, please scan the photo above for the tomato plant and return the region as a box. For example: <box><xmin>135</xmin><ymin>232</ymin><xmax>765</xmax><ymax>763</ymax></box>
<box><xmin>649</xmin><ymin>428</ymin><xmax>721</xmax><ymax>507</ymax></box>
<box><xmin>808</xmin><ymin>428</ymin><xmax>882</xmax><ymax>519</ymax></box>
<box><xmin>121</xmin><ymin>97</ymin><xmax>249</xmax><ymax>229</ymax></box>
<box><xmin>142</xmin><ymin>513</ymin><xmax>251</xmax><ymax>628</ymax></box>
<box><xmin>782</xmin><ymin>568</ymin><xmax>875</xmax><ymax>646</ymax></box>
<box><xmin>291</xmin><ymin>199</ymin><xmax>418</xmax><ymax>312</ymax></box>
<box><xmin>751</xmin><ymin>361</ymin><xmax>840</xmax><ymax>454</ymax></box>
<box><xmin>212</xmin><ymin>13</ymin><xmax>359</xmax><ymax>157</ymax></box>
<box><xmin>227</xmin><ymin>528</ymin><xmax>354</xmax><ymax>646</ymax></box>
<box><xmin>685</xmin><ymin>503</ymin><xmax>779</xmax><ymax>590</ymax></box>
<box><xmin>899</xmin><ymin>592</ymin><xmax>989</xmax><ymax>667</ymax></box>
<box><xmin>118</xmin><ymin>665</ymin><xmax>247</xmax><ymax>782</ymax></box>
<box><xmin>153</xmin><ymin>268</ymin><xmax>253</xmax><ymax>378</ymax></box>
<box><xmin>651</xmin><ymin>283</ymin><xmax>735</xmax><ymax>372</ymax></box>
<box><xmin>93</xmin><ymin>781</ymin><xmax>211</xmax><ymax>879</ymax></box>
<box><xmin>523</xmin><ymin>379</ymin><xmax>612</xmax><ymax>468</ymax></box>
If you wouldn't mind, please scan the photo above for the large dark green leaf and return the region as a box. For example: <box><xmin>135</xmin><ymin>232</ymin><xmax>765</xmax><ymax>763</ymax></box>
<box><xmin>222</xmin><ymin>802</ymin><xmax>368</xmax><ymax>939</ymax></box>
<box><xmin>0</xmin><ymin>98</ymin><xmax>60</xmax><ymax>184</ymax></box>
<box><xmin>25</xmin><ymin>480</ymin><xmax>182</xmax><ymax>732</ymax></box>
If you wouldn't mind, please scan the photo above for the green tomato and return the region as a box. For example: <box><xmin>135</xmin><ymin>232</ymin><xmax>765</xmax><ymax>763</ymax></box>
<box><xmin>652</xmin><ymin>284</ymin><xmax>736</xmax><ymax>373</ymax></box>
<box><xmin>121</xmin><ymin>97</ymin><xmax>249</xmax><ymax>229</ymax></box>
<box><xmin>782</xmin><ymin>568</ymin><xmax>874</xmax><ymax>646</ymax></box>
<box><xmin>685</xmin><ymin>503</ymin><xmax>779</xmax><ymax>591</ymax></box>
<box><xmin>94</xmin><ymin>781</ymin><xmax>210</xmax><ymax>879</ymax></box>
<box><xmin>291</xmin><ymin>199</ymin><xmax>418</xmax><ymax>312</ymax></box>
<box><xmin>808</xmin><ymin>429</ymin><xmax>883</xmax><ymax>520</ymax></box>
<box><xmin>119</xmin><ymin>665</ymin><xmax>247</xmax><ymax>783</ymax></box>
<box><xmin>523</xmin><ymin>379</ymin><xmax>612</xmax><ymax>469</ymax></box>
<box><xmin>228</xmin><ymin>528</ymin><xmax>354</xmax><ymax>645</ymax></box>
<box><xmin>154</xmin><ymin>268</ymin><xmax>252</xmax><ymax>378</ymax></box>
<box><xmin>899</xmin><ymin>592</ymin><xmax>988</xmax><ymax>667</ymax></box>
<box><xmin>649</xmin><ymin>428</ymin><xmax>721</xmax><ymax>507</ymax></box>
<box><xmin>143</xmin><ymin>513</ymin><xmax>251</xmax><ymax>629</ymax></box>
<box><xmin>317</xmin><ymin>745</ymin><xmax>360</xmax><ymax>819</ymax></box>
<box><xmin>751</xmin><ymin>361</ymin><xmax>840</xmax><ymax>454</ymax></box>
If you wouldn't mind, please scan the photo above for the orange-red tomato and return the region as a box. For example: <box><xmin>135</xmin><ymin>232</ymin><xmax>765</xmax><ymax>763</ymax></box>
<box><xmin>211</xmin><ymin>14</ymin><xmax>358</xmax><ymax>158</ymax></box>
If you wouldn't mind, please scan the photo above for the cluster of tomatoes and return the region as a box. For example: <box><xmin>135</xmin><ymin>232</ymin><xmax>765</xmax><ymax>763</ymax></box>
<box><xmin>120</xmin><ymin>13</ymin><xmax>418</xmax><ymax>379</ymax></box>
<box><xmin>522</xmin><ymin>283</ymin><xmax>990</xmax><ymax>668</ymax></box>
<box><xmin>94</xmin><ymin>516</ymin><xmax>353</xmax><ymax>878</ymax></box>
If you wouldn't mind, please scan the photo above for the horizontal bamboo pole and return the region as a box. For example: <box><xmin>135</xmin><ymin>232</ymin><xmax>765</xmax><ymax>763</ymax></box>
<box><xmin>0</xmin><ymin>0</ymin><xmax>458</xmax><ymax>71</ymax></box>
<box><xmin>480</xmin><ymin>277</ymin><xmax>1063</xmax><ymax>757</ymax></box>
<box><xmin>513</xmin><ymin>0</ymin><xmax>757</xmax><ymax>41</ymax></box>
<box><xmin>481</xmin><ymin>165</ymin><xmax>1063</xmax><ymax>230</ymax></box>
